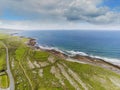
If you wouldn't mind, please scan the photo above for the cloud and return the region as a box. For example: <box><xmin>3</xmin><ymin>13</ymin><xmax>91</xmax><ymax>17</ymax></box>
<box><xmin>63</xmin><ymin>0</ymin><xmax>120</xmax><ymax>24</ymax></box>
<box><xmin>0</xmin><ymin>0</ymin><xmax>120</xmax><ymax>30</ymax></box>
<box><xmin>1</xmin><ymin>19</ymin><xmax>120</xmax><ymax>30</ymax></box>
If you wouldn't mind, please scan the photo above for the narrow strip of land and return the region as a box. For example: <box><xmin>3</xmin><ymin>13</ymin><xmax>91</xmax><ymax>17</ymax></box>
<box><xmin>2</xmin><ymin>42</ymin><xmax>15</xmax><ymax>90</ymax></box>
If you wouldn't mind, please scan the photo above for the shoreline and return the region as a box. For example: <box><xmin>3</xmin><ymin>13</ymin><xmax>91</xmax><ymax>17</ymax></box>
<box><xmin>44</xmin><ymin>47</ymin><xmax>120</xmax><ymax>74</ymax></box>
<box><xmin>1</xmin><ymin>31</ymin><xmax>120</xmax><ymax>89</ymax></box>
<box><xmin>18</xmin><ymin>35</ymin><xmax>120</xmax><ymax>74</ymax></box>
<box><xmin>13</xmin><ymin>32</ymin><xmax>120</xmax><ymax>66</ymax></box>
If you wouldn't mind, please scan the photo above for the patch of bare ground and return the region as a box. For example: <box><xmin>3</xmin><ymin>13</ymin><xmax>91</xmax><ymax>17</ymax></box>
<box><xmin>11</xmin><ymin>58</ymin><xmax>15</xmax><ymax>68</ymax></box>
<box><xmin>68</xmin><ymin>68</ymin><xmax>88</xmax><ymax>90</ymax></box>
<box><xmin>109</xmin><ymin>77</ymin><xmax>120</xmax><ymax>88</ymax></box>
<box><xmin>48</xmin><ymin>56</ymin><xmax>56</xmax><ymax>64</ymax></box>
<box><xmin>39</xmin><ymin>69</ymin><xmax>43</xmax><ymax>77</ymax></box>
<box><xmin>33</xmin><ymin>61</ymin><xmax>40</xmax><ymax>68</ymax></box>
<box><xmin>50</xmin><ymin>66</ymin><xmax>65</xmax><ymax>86</ymax></box>
<box><xmin>57</xmin><ymin>63</ymin><xmax>80</xmax><ymax>90</ymax></box>
<box><xmin>39</xmin><ymin>61</ymin><xmax>49</xmax><ymax>67</ymax></box>
<box><xmin>27</xmin><ymin>58</ymin><xmax>35</xmax><ymax>69</ymax></box>
<box><xmin>93</xmin><ymin>75</ymin><xmax>120</xmax><ymax>90</ymax></box>
<box><xmin>62</xmin><ymin>63</ymin><xmax>88</xmax><ymax>90</ymax></box>
<box><xmin>32</xmin><ymin>71</ymin><xmax>37</xmax><ymax>74</ymax></box>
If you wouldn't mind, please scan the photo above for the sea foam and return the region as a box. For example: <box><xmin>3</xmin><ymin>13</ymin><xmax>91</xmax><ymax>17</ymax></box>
<box><xmin>38</xmin><ymin>45</ymin><xmax>120</xmax><ymax>66</ymax></box>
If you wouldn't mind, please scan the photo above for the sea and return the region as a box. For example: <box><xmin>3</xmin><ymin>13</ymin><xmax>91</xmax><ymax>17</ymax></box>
<box><xmin>17</xmin><ymin>30</ymin><xmax>120</xmax><ymax>66</ymax></box>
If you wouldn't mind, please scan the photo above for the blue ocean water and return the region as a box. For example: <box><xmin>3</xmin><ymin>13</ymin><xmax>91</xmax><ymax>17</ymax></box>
<box><xmin>18</xmin><ymin>30</ymin><xmax>120</xmax><ymax>64</ymax></box>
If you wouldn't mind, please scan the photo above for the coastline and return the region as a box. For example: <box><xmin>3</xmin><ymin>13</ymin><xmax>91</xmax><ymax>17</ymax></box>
<box><xmin>26</xmin><ymin>37</ymin><xmax>120</xmax><ymax>74</ymax></box>
<box><xmin>1</xmin><ymin>32</ymin><xmax>120</xmax><ymax>89</ymax></box>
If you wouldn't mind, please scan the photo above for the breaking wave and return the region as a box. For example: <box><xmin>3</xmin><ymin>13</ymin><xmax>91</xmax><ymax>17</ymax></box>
<box><xmin>38</xmin><ymin>45</ymin><xmax>120</xmax><ymax>66</ymax></box>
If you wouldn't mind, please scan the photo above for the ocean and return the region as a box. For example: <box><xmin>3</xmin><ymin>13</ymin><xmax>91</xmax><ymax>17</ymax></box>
<box><xmin>17</xmin><ymin>30</ymin><xmax>120</xmax><ymax>65</ymax></box>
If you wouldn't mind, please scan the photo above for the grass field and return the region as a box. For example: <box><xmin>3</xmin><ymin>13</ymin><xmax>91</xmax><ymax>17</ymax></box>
<box><xmin>0</xmin><ymin>34</ymin><xmax>10</xmax><ymax>89</ymax></box>
<box><xmin>0</xmin><ymin>42</ymin><xmax>6</xmax><ymax>72</ymax></box>
<box><xmin>0</xmin><ymin>33</ymin><xmax>120</xmax><ymax>90</ymax></box>
<box><xmin>0</xmin><ymin>74</ymin><xmax>9</xmax><ymax>88</ymax></box>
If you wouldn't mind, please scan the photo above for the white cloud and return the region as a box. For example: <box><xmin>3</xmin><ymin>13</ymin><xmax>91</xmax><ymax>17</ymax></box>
<box><xmin>0</xmin><ymin>20</ymin><xmax>120</xmax><ymax>30</ymax></box>
<box><xmin>63</xmin><ymin>0</ymin><xmax>120</xmax><ymax>24</ymax></box>
<box><xmin>0</xmin><ymin>0</ymin><xmax>120</xmax><ymax>30</ymax></box>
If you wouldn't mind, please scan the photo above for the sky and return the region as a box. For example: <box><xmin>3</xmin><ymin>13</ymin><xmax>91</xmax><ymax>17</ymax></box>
<box><xmin>0</xmin><ymin>0</ymin><xmax>120</xmax><ymax>30</ymax></box>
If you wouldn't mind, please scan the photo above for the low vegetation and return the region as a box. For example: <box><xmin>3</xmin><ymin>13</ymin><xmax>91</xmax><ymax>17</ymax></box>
<box><xmin>0</xmin><ymin>47</ymin><xmax>6</xmax><ymax>72</ymax></box>
<box><xmin>0</xmin><ymin>36</ymin><xmax>9</xmax><ymax>89</ymax></box>
<box><xmin>0</xmin><ymin>33</ymin><xmax>120</xmax><ymax>90</ymax></box>
<box><xmin>0</xmin><ymin>73</ymin><xmax>9</xmax><ymax>88</ymax></box>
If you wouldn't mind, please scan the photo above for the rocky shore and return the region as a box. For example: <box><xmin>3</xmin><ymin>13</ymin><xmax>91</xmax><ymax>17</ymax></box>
<box><xmin>27</xmin><ymin>38</ymin><xmax>120</xmax><ymax>74</ymax></box>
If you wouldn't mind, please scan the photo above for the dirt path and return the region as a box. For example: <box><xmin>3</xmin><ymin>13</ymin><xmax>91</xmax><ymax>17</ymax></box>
<box><xmin>19</xmin><ymin>62</ymin><xmax>33</xmax><ymax>90</ymax></box>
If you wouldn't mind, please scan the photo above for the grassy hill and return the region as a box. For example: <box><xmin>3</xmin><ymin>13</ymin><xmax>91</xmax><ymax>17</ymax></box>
<box><xmin>0</xmin><ymin>33</ymin><xmax>120</xmax><ymax>90</ymax></box>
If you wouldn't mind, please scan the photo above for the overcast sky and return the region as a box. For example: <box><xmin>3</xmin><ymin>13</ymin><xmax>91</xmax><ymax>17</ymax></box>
<box><xmin>0</xmin><ymin>0</ymin><xmax>120</xmax><ymax>30</ymax></box>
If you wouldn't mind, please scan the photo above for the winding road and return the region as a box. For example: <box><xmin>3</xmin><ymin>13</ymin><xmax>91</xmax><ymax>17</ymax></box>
<box><xmin>2</xmin><ymin>42</ymin><xmax>15</xmax><ymax>90</ymax></box>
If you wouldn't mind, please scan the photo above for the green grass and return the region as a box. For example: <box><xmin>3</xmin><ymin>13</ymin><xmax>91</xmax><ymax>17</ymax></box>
<box><xmin>1</xmin><ymin>33</ymin><xmax>120</xmax><ymax>90</ymax></box>
<box><xmin>15</xmin><ymin>46</ymin><xmax>26</xmax><ymax>61</ymax></box>
<box><xmin>38</xmin><ymin>66</ymin><xmax>63</xmax><ymax>90</ymax></box>
<box><xmin>31</xmin><ymin>50</ymin><xmax>50</xmax><ymax>62</ymax></box>
<box><xmin>0</xmin><ymin>74</ymin><xmax>9</xmax><ymax>88</ymax></box>
<box><xmin>0</xmin><ymin>43</ymin><xmax>6</xmax><ymax>72</ymax></box>
<box><xmin>0</xmin><ymin>53</ymin><xmax>6</xmax><ymax>72</ymax></box>
<box><xmin>11</xmin><ymin>59</ymin><xmax>31</xmax><ymax>90</ymax></box>
<box><xmin>60</xmin><ymin>60</ymin><xmax>120</xmax><ymax>90</ymax></box>
<box><xmin>15</xmin><ymin>42</ymin><xmax>29</xmax><ymax>60</ymax></box>
<box><xmin>0</xmin><ymin>34</ymin><xmax>10</xmax><ymax>40</ymax></box>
